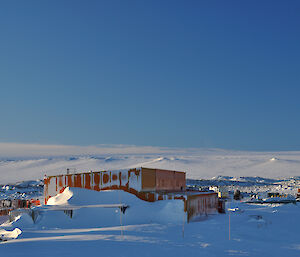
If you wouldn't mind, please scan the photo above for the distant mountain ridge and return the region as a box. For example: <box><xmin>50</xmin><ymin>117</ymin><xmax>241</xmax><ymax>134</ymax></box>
<box><xmin>0</xmin><ymin>143</ymin><xmax>300</xmax><ymax>184</ymax></box>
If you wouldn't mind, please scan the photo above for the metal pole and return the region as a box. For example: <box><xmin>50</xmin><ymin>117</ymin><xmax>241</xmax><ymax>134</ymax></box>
<box><xmin>183</xmin><ymin>191</ymin><xmax>187</xmax><ymax>238</ymax></box>
<box><xmin>118</xmin><ymin>190</ymin><xmax>123</xmax><ymax>238</ymax></box>
<box><xmin>229</xmin><ymin>189</ymin><xmax>231</xmax><ymax>241</ymax></box>
<box><xmin>120</xmin><ymin>208</ymin><xmax>123</xmax><ymax>237</ymax></box>
<box><xmin>182</xmin><ymin>210</ymin><xmax>185</xmax><ymax>238</ymax></box>
<box><xmin>229</xmin><ymin>210</ymin><xmax>231</xmax><ymax>240</ymax></box>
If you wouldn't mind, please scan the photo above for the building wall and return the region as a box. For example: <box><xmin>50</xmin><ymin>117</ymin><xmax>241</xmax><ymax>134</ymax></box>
<box><xmin>186</xmin><ymin>193</ymin><xmax>219</xmax><ymax>222</ymax></box>
<box><xmin>141</xmin><ymin>167</ymin><xmax>186</xmax><ymax>192</ymax></box>
<box><xmin>44</xmin><ymin>170</ymin><xmax>142</xmax><ymax>204</ymax></box>
<box><xmin>141</xmin><ymin>168</ymin><xmax>156</xmax><ymax>191</ymax></box>
<box><xmin>155</xmin><ymin>169</ymin><xmax>186</xmax><ymax>191</ymax></box>
<box><xmin>44</xmin><ymin>168</ymin><xmax>186</xmax><ymax>203</ymax></box>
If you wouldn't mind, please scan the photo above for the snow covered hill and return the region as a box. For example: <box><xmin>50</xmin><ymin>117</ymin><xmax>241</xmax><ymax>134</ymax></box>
<box><xmin>0</xmin><ymin>143</ymin><xmax>300</xmax><ymax>184</ymax></box>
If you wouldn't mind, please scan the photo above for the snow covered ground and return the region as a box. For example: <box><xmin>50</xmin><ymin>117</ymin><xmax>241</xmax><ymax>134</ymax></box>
<box><xmin>1</xmin><ymin>143</ymin><xmax>300</xmax><ymax>256</ymax></box>
<box><xmin>1</xmin><ymin>187</ymin><xmax>300</xmax><ymax>257</ymax></box>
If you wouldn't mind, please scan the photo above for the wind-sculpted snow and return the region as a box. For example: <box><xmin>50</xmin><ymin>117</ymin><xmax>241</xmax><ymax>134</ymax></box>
<box><xmin>0</xmin><ymin>228</ymin><xmax>22</xmax><ymax>241</ymax></box>
<box><xmin>47</xmin><ymin>187</ymin><xmax>73</xmax><ymax>205</ymax></box>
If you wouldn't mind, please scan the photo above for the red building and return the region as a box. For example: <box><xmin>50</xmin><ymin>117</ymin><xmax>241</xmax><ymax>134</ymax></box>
<box><xmin>44</xmin><ymin>167</ymin><xmax>219</xmax><ymax>222</ymax></box>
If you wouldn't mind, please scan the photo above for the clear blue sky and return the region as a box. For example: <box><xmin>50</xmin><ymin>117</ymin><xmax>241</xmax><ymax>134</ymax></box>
<box><xmin>1</xmin><ymin>0</ymin><xmax>300</xmax><ymax>150</ymax></box>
